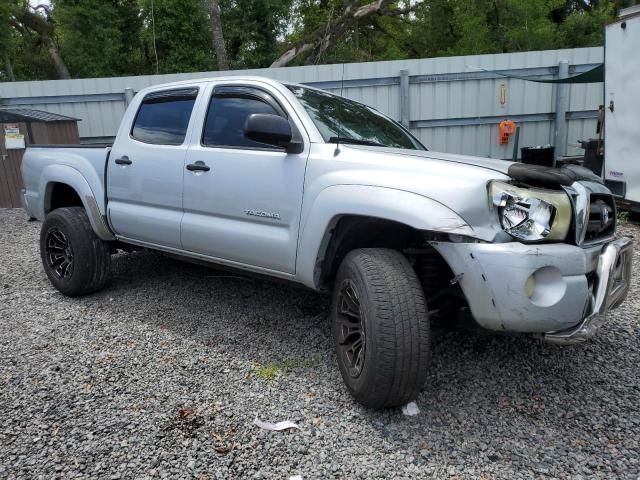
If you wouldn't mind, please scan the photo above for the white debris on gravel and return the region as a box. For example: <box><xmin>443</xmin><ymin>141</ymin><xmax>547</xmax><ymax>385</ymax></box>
<box><xmin>253</xmin><ymin>418</ymin><xmax>301</xmax><ymax>431</ymax></box>
<box><xmin>402</xmin><ymin>402</ymin><xmax>420</xmax><ymax>416</ymax></box>
<box><xmin>1</xmin><ymin>208</ymin><xmax>639</xmax><ymax>479</ymax></box>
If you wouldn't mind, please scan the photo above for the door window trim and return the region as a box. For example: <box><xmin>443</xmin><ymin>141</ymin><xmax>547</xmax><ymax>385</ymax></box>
<box><xmin>129</xmin><ymin>87</ymin><xmax>200</xmax><ymax>147</ymax></box>
<box><xmin>200</xmin><ymin>84</ymin><xmax>303</xmax><ymax>152</ymax></box>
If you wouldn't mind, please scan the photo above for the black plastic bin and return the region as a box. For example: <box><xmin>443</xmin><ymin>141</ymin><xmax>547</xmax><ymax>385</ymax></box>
<box><xmin>520</xmin><ymin>146</ymin><xmax>555</xmax><ymax>167</ymax></box>
<box><xmin>580</xmin><ymin>139</ymin><xmax>604</xmax><ymax>176</ymax></box>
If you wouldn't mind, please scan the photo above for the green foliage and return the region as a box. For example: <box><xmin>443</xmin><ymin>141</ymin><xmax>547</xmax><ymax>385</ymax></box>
<box><xmin>557</xmin><ymin>1</ymin><xmax>617</xmax><ymax>48</ymax></box>
<box><xmin>139</xmin><ymin>0</ymin><xmax>214</xmax><ymax>74</ymax></box>
<box><xmin>618</xmin><ymin>209</ymin><xmax>630</xmax><ymax>224</ymax></box>
<box><xmin>54</xmin><ymin>0</ymin><xmax>142</xmax><ymax>78</ymax></box>
<box><xmin>0</xmin><ymin>0</ymin><xmax>631</xmax><ymax>80</ymax></box>
<box><xmin>3</xmin><ymin>28</ymin><xmax>59</xmax><ymax>81</ymax></box>
<box><xmin>0</xmin><ymin>2</ymin><xmax>15</xmax><ymax>49</ymax></box>
<box><xmin>254</xmin><ymin>358</ymin><xmax>319</xmax><ymax>382</ymax></box>
<box><xmin>400</xmin><ymin>0</ymin><xmax>621</xmax><ymax>59</ymax></box>
<box><xmin>221</xmin><ymin>0</ymin><xmax>293</xmax><ymax>69</ymax></box>
<box><xmin>281</xmin><ymin>0</ymin><xmax>625</xmax><ymax>65</ymax></box>
<box><xmin>0</xmin><ymin>1</ymin><xmax>59</xmax><ymax>81</ymax></box>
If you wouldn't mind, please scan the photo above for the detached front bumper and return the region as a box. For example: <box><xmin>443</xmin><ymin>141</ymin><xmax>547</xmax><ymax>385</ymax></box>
<box><xmin>431</xmin><ymin>237</ymin><xmax>633</xmax><ymax>342</ymax></box>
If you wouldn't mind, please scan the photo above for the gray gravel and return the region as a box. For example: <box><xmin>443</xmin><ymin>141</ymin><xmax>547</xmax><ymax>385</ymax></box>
<box><xmin>1</xmin><ymin>207</ymin><xmax>639</xmax><ymax>479</ymax></box>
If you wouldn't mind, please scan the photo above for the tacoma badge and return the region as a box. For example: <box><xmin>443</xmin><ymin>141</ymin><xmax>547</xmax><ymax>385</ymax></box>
<box><xmin>244</xmin><ymin>209</ymin><xmax>281</xmax><ymax>220</ymax></box>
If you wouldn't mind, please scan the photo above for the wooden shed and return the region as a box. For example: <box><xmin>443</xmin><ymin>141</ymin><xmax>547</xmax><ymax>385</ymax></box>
<box><xmin>0</xmin><ymin>108</ymin><xmax>80</xmax><ymax>208</ymax></box>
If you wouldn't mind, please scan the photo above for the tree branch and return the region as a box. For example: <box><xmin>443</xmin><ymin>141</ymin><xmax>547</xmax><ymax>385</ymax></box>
<box><xmin>12</xmin><ymin>8</ymin><xmax>70</xmax><ymax>79</ymax></box>
<box><xmin>271</xmin><ymin>0</ymin><xmax>411</xmax><ymax>67</ymax></box>
<box><xmin>31</xmin><ymin>4</ymin><xmax>52</xmax><ymax>17</ymax></box>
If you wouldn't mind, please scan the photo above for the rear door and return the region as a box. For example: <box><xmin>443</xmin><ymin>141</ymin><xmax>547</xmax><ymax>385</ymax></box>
<box><xmin>181</xmin><ymin>83</ymin><xmax>308</xmax><ymax>273</ymax></box>
<box><xmin>107</xmin><ymin>87</ymin><xmax>199</xmax><ymax>248</ymax></box>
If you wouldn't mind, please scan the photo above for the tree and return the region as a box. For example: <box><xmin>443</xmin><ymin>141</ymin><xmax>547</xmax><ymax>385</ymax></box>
<box><xmin>203</xmin><ymin>0</ymin><xmax>229</xmax><ymax>70</ymax></box>
<box><xmin>271</xmin><ymin>0</ymin><xmax>414</xmax><ymax>67</ymax></box>
<box><xmin>0</xmin><ymin>0</ymin><xmax>631</xmax><ymax>81</ymax></box>
<box><xmin>9</xmin><ymin>2</ymin><xmax>71</xmax><ymax>79</ymax></box>
<box><xmin>220</xmin><ymin>0</ymin><xmax>293</xmax><ymax>68</ymax></box>
<box><xmin>0</xmin><ymin>1</ymin><xmax>17</xmax><ymax>80</ymax></box>
<box><xmin>555</xmin><ymin>0</ymin><xmax>626</xmax><ymax>48</ymax></box>
<box><xmin>53</xmin><ymin>0</ymin><xmax>140</xmax><ymax>78</ymax></box>
<box><xmin>139</xmin><ymin>0</ymin><xmax>214</xmax><ymax>74</ymax></box>
<box><xmin>398</xmin><ymin>0</ymin><xmax>625</xmax><ymax>58</ymax></box>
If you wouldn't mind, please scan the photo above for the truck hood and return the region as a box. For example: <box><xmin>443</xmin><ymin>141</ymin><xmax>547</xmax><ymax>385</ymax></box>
<box><xmin>350</xmin><ymin>144</ymin><xmax>513</xmax><ymax>175</ymax></box>
<box><xmin>402</xmin><ymin>149</ymin><xmax>512</xmax><ymax>175</ymax></box>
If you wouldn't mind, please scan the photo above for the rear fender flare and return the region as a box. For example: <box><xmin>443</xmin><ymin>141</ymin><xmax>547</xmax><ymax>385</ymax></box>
<box><xmin>40</xmin><ymin>164</ymin><xmax>114</xmax><ymax>241</ymax></box>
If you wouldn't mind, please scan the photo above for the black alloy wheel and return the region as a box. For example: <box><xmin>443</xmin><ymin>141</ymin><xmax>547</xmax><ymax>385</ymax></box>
<box><xmin>40</xmin><ymin>207</ymin><xmax>111</xmax><ymax>297</ymax></box>
<box><xmin>335</xmin><ymin>279</ymin><xmax>367</xmax><ymax>378</ymax></box>
<box><xmin>331</xmin><ymin>248</ymin><xmax>431</xmax><ymax>408</ymax></box>
<box><xmin>44</xmin><ymin>227</ymin><xmax>74</xmax><ymax>280</ymax></box>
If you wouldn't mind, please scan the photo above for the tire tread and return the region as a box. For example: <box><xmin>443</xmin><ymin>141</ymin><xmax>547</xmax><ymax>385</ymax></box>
<box><xmin>333</xmin><ymin>248</ymin><xmax>430</xmax><ymax>408</ymax></box>
<box><xmin>40</xmin><ymin>207</ymin><xmax>110</xmax><ymax>296</ymax></box>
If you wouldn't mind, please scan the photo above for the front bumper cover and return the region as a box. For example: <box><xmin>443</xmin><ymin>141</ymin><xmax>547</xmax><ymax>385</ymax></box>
<box><xmin>431</xmin><ymin>236</ymin><xmax>633</xmax><ymax>340</ymax></box>
<box><xmin>543</xmin><ymin>236</ymin><xmax>633</xmax><ymax>344</ymax></box>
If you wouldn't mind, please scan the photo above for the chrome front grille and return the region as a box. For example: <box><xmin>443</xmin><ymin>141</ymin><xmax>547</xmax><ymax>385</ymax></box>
<box><xmin>565</xmin><ymin>181</ymin><xmax>616</xmax><ymax>246</ymax></box>
<box><xmin>584</xmin><ymin>194</ymin><xmax>616</xmax><ymax>243</ymax></box>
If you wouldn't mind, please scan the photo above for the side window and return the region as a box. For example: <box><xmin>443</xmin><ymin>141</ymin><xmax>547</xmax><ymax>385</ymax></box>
<box><xmin>202</xmin><ymin>95</ymin><xmax>281</xmax><ymax>148</ymax></box>
<box><xmin>131</xmin><ymin>88</ymin><xmax>198</xmax><ymax>145</ymax></box>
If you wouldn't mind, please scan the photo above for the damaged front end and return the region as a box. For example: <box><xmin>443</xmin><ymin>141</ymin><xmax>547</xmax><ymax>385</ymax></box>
<box><xmin>426</xmin><ymin>163</ymin><xmax>633</xmax><ymax>342</ymax></box>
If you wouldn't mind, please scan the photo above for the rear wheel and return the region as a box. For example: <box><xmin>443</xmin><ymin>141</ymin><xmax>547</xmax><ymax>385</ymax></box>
<box><xmin>331</xmin><ymin>248</ymin><xmax>431</xmax><ymax>408</ymax></box>
<box><xmin>40</xmin><ymin>207</ymin><xmax>110</xmax><ymax>296</ymax></box>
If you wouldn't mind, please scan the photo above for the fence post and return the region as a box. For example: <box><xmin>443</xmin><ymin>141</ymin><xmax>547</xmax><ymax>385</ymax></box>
<box><xmin>399</xmin><ymin>69</ymin><xmax>410</xmax><ymax>127</ymax></box>
<box><xmin>554</xmin><ymin>61</ymin><xmax>569</xmax><ymax>161</ymax></box>
<box><xmin>124</xmin><ymin>88</ymin><xmax>135</xmax><ymax>107</ymax></box>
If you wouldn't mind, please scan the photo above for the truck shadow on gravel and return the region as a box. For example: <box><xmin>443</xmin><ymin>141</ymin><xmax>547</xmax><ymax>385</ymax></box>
<box><xmin>101</xmin><ymin>251</ymin><xmax>622</xmax><ymax>410</ymax></box>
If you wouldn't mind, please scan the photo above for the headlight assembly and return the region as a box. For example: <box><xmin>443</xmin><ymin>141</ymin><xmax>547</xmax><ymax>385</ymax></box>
<box><xmin>489</xmin><ymin>181</ymin><xmax>572</xmax><ymax>242</ymax></box>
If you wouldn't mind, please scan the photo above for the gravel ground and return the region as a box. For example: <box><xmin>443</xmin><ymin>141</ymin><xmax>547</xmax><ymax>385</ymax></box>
<box><xmin>1</xmin><ymin>207</ymin><xmax>639</xmax><ymax>480</ymax></box>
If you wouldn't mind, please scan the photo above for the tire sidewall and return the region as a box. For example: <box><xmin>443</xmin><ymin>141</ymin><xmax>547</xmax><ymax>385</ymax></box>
<box><xmin>40</xmin><ymin>208</ymin><xmax>102</xmax><ymax>296</ymax></box>
<box><xmin>331</xmin><ymin>253</ymin><xmax>383</xmax><ymax>400</ymax></box>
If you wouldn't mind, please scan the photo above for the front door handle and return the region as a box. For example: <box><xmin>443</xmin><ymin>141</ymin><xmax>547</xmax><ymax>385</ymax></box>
<box><xmin>186</xmin><ymin>161</ymin><xmax>210</xmax><ymax>172</ymax></box>
<box><xmin>115</xmin><ymin>156</ymin><xmax>132</xmax><ymax>165</ymax></box>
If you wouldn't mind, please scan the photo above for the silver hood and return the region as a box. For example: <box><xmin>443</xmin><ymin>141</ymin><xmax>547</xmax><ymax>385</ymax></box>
<box><xmin>351</xmin><ymin>145</ymin><xmax>514</xmax><ymax>175</ymax></box>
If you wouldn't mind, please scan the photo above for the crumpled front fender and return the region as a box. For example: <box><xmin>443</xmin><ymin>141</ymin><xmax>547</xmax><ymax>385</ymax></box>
<box><xmin>296</xmin><ymin>184</ymin><xmax>479</xmax><ymax>288</ymax></box>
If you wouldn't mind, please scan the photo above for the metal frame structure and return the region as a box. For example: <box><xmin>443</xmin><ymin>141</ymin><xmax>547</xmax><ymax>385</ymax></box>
<box><xmin>0</xmin><ymin>47</ymin><xmax>604</xmax><ymax>158</ymax></box>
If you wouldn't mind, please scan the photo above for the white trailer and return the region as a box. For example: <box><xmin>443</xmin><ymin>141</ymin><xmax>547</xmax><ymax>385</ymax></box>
<box><xmin>604</xmin><ymin>5</ymin><xmax>640</xmax><ymax>209</ymax></box>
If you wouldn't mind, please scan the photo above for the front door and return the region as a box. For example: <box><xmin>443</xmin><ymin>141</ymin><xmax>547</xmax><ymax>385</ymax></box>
<box><xmin>108</xmin><ymin>87</ymin><xmax>199</xmax><ymax>249</ymax></box>
<box><xmin>181</xmin><ymin>84</ymin><xmax>308</xmax><ymax>274</ymax></box>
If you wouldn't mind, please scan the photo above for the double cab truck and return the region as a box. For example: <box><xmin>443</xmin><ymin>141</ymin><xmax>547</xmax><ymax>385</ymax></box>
<box><xmin>21</xmin><ymin>76</ymin><xmax>633</xmax><ymax>408</ymax></box>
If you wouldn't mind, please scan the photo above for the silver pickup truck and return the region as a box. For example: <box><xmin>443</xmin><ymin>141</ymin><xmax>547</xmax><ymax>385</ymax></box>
<box><xmin>22</xmin><ymin>76</ymin><xmax>633</xmax><ymax>408</ymax></box>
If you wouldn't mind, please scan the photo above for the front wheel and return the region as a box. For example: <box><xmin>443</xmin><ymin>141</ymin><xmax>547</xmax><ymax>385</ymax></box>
<box><xmin>40</xmin><ymin>207</ymin><xmax>111</xmax><ymax>297</ymax></box>
<box><xmin>331</xmin><ymin>248</ymin><xmax>431</xmax><ymax>408</ymax></box>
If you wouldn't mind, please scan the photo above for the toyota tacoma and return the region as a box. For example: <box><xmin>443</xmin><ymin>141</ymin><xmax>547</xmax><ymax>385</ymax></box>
<box><xmin>21</xmin><ymin>77</ymin><xmax>633</xmax><ymax>408</ymax></box>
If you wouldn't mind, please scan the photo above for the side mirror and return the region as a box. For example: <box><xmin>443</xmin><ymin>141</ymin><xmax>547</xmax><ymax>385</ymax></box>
<box><xmin>244</xmin><ymin>113</ymin><xmax>302</xmax><ymax>153</ymax></box>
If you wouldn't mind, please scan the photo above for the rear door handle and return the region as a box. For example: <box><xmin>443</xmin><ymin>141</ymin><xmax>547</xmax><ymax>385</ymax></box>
<box><xmin>115</xmin><ymin>156</ymin><xmax>132</xmax><ymax>165</ymax></box>
<box><xmin>186</xmin><ymin>161</ymin><xmax>210</xmax><ymax>172</ymax></box>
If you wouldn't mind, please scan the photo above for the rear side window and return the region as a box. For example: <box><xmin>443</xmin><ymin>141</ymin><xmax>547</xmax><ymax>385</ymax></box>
<box><xmin>202</xmin><ymin>95</ymin><xmax>280</xmax><ymax>148</ymax></box>
<box><xmin>131</xmin><ymin>88</ymin><xmax>198</xmax><ymax>145</ymax></box>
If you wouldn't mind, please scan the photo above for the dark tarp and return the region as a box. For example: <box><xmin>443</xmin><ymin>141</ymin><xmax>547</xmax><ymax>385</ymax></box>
<box><xmin>493</xmin><ymin>63</ymin><xmax>604</xmax><ymax>84</ymax></box>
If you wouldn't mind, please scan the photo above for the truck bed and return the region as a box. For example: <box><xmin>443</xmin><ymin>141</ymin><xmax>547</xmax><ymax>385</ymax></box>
<box><xmin>22</xmin><ymin>145</ymin><xmax>111</xmax><ymax>221</ymax></box>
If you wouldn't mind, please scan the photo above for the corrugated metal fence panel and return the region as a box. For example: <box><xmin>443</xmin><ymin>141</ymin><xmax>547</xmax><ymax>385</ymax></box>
<box><xmin>0</xmin><ymin>47</ymin><xmax>604</xmax><ymax>157</ymax></box>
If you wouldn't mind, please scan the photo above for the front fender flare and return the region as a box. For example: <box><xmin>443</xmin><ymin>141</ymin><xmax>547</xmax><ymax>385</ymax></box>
<box><xmin>39</xmin><ymin>164</ymin><xmax>114</xmax><ymax>241</ymax></box>
<box><xmin>295</xmin><ymin>185</ymin><xmax>476</xmax><ymax>289</ymax></box>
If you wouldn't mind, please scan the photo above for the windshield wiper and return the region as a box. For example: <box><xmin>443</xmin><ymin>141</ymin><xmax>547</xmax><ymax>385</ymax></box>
<box><xmin>328</xmin><ymin>136</ymin><xmax>387</xmax><ymax>148</ymax></box>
